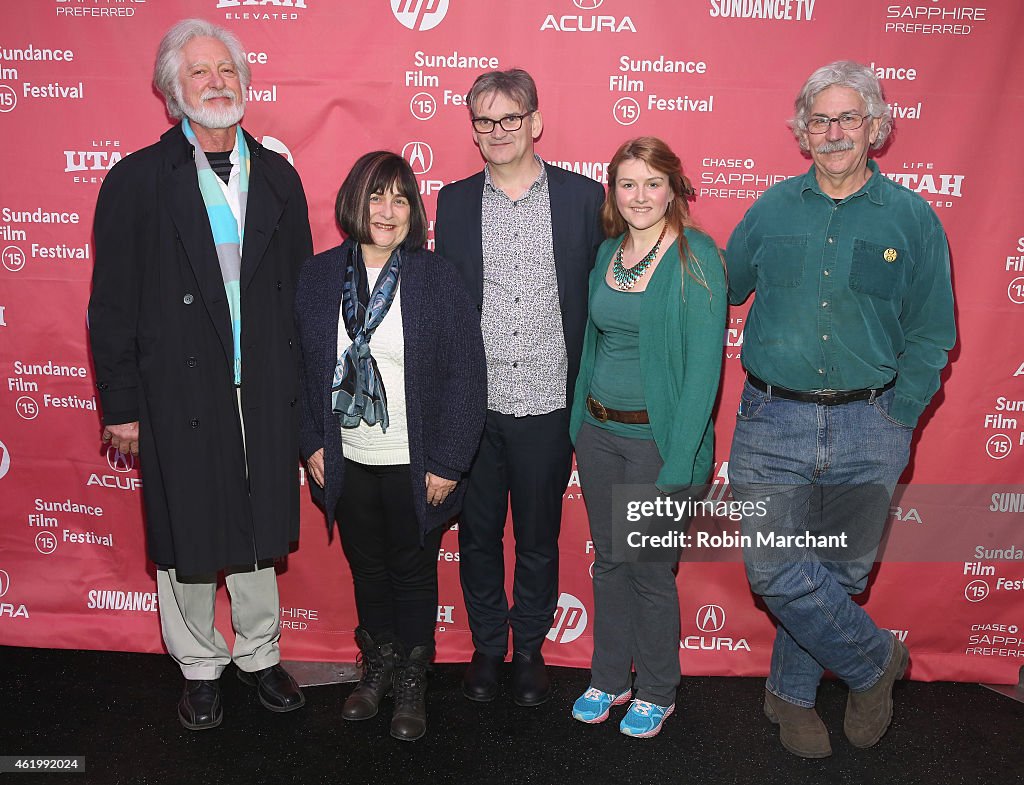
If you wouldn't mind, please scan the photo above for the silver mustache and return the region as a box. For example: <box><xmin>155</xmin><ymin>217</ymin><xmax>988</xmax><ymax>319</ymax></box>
<box><xmin>815</xmin><ymin>138</ymin><xmax>856</xmax><ymax>154</ymax></box>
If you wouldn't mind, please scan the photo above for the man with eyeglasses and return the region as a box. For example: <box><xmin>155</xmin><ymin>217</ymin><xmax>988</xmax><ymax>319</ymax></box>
<box><xmin>725</xmin><ymin>61</ymin><xmax>954</xmax><ymax>758</ymax></box>
<box><xmin>434</xmin><ymin>68</ymin><xmax>604</xmax><ymax>707</ymax></box>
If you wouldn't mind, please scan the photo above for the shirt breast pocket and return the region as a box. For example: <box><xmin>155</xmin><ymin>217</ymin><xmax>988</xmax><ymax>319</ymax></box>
<box><xmin>756</xmin><ymin>234</ymin><xmax>807</xmax><ymax>288</ymax></box>
<box><xmin>849</xmin><ymin>239</ymin><xmax>908</xmax><ymax>301</ymax></box>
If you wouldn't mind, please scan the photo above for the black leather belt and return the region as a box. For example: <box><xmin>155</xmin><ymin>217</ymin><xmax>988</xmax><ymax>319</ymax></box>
<box><xmin>586</xmin><ymin>395</ymin><xmax>650</xmax><ymax>424</ymax></box>
<box><xmin>747</xmin><ymin>373</ymin><xmax>896</xmax><ymax>406</ymax></box>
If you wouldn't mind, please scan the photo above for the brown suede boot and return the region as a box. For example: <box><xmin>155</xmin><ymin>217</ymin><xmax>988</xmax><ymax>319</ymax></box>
<box><xmin>763</xmin><ymin>689</ymin><xmax>832</xmax><ymax>758</ymax></box>
<box><xmin>844</xmin><ymin>635</ymin><xmax>909</xmax><ymax>748</ymax></box>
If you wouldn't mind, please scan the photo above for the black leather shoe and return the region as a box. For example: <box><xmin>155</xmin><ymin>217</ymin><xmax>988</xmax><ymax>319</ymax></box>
<box><xmin>462</xmin><ymin>651</ymin><xmax>502</xmax><ymax>702</ymax></box>
<box><xmin>512</xmin><ymin>651</ymin><xmax>551</xmax><ymax>707</ymax></box>
<box><xmin>237</xmin><ymin>664</ymin><xmax>305</xmax><ymax>713</ymax></box>
<box><xmin>178</xmin><ymin>679</ymin><xmax>222</xmax><ymax>730</ymax></box>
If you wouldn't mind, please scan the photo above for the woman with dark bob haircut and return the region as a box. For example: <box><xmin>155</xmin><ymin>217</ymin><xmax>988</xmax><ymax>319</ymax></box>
<box><xmin>295</xmin><ymin>151</ymin><xmax>486</xmax><ymax>741</ymax></box>
<box><xmin>569</xmin><ymin>137</ymin><xmax>727</xmax><ymax>738</ymax></box>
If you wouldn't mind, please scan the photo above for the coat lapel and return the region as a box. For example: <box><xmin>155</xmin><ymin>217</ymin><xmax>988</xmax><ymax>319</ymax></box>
<box><xmin>468</xmin><ymin>178</ymin><xmax>485</xmax><ymax>303</ymax></box>
<box><xmin>241</xmin><ymin>133</ymin><xmax>286</xmax><ymax>291</ymax></box>
<box><xmin>162</xmin><ymin>130</ymin><xmax>234</xmax><ymax>368</ymax></box>
<box><xmin>545</xmin><ymin>163</ymin><xmax>570</xmax><ymax>310</ymax></box>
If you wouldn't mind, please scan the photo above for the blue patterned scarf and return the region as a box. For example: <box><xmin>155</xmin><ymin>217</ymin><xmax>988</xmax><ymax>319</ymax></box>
<box><xmin>181</xmin><ymin>118</ymin><xmax>249</xmax><ymax>385</ymax></box>
<box><xmin>332</xmin><ymin>241</ymin><xmax>403</xmax><ymax>432</ymax></box>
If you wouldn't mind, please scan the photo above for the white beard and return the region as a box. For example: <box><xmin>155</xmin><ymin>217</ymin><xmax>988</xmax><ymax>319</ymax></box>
<box><xmin>180</xmin><ymin>87</ymin><xmax>245</xmax><ymax>130</ymax></box>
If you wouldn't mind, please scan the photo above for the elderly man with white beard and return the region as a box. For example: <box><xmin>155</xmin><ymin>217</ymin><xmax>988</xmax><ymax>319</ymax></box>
<box><xmin>725</xmin><ymin>61</ymin><xmax>954</xmax><ymax>758</ymax></box>
<box><xmin>88</xmin><ymin>18</ymin><xmax>312</xmax><ymax>730</ymax></box>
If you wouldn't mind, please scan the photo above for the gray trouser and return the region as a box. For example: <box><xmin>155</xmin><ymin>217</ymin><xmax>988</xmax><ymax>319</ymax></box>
<box><xmin>157</xmin><ymin>566</ymin><xmax>281</xmax><ymax>679</ymax></box>
<box><xmin>575</xmin><ymin>422</ymin><xmax>681</xmax><ymax>706</ymax></box>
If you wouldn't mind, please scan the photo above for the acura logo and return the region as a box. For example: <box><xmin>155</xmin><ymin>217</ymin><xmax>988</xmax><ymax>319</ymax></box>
<box><xmin>0</xmin><ymin>569</ymin><xmax>9</xmax><ymax>598</ymax></box>
<box><xmin>402</xmin><ymin>141</ymin><xmax>433</xmax><ymax>175</ymax></box>
<box><xmin>574</xmin><ymin>0</ymin><xmax>603</xmax><ymax>8</ymax></box>
<box><xmin>696</xmin><ymin>604</ymin><xmax>726</xmax><ymax>632</ymax></box>
<box><xmin>391</xmin><ymin>0</ymin><xmax>449</xmax><ymax>31</ymax></box>
<box><xmin>106</xmin><ymin>445</ymin><xmax>134</xmax><ymax>473</ymax></box>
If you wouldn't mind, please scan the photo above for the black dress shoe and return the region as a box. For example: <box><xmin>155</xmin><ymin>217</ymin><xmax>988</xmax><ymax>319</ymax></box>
<box><xmin>178</xmin><ymin>679</ymin><xmax>222</xmax><ymax>731</ymax></box>
<box><xmin>236</xmin><ymin>664</ymin><xmax>305</xmax><ymax>713</ymax></box>
<box><xmin>462</xmin><ymin>651</ymin><xmax>502</xmax><ymax>702</ymax></box>
<box><xmin>512</xmin><ymin>651</ymin><xmax>551</xmax><ymax>707</ymax></box>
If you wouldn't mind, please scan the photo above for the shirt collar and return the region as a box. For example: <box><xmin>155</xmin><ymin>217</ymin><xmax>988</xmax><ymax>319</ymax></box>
<box><xmin>800</xmin><ymin>159</ymin><xmax>886</xmax><ymax>205</ymax></box>
<box><xmin>483</xmin><ymin>154</ymin><xmax>547</xmax><ymax>195</ymax></box>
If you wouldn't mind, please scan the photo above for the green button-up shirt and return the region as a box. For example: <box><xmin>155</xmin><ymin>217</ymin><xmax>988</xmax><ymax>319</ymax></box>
<box><xmin>726</xmin><ymin>160</ymin><xmax>955</xmax><ymax>428</ymax></box>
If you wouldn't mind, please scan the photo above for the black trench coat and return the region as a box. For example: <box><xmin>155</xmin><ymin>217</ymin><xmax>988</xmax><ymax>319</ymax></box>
<box><xmin>89</xmin><ymin>124</ymin><xmax>313</xmax><ymax>575</ymax></box>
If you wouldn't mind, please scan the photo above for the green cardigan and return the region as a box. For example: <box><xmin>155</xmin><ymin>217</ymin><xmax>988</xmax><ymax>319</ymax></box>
<box><xmin>569</xmin><ymin>229</ymin><xmax>728</xmax><ymax>492</ymax></box>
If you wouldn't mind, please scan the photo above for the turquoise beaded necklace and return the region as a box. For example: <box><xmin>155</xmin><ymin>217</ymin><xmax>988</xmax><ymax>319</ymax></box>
<box><xmin>612</xmin><ymin>222</ymin><xmax>668</xmax><ymax>290</ymax></box>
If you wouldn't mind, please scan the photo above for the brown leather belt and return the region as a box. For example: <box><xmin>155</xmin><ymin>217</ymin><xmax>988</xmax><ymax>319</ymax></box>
<box><xmin>746</xmin><ymin>373</ymin><xmax>896</xmax><ymax>406</ymax></box>
<box><xmin>587</xmin><ymin>395</ymin><xmax>650</xmax><ymax>424</ymax></box>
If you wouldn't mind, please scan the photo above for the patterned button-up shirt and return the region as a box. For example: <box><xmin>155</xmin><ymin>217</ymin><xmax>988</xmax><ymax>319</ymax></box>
<box><xmin>480</xmin><ymin>157</ymin><xmax>567</xmax><ymax>416</ymax></box>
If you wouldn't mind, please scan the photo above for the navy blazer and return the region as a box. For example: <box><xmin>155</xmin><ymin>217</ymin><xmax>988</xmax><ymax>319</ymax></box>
<box><xmin>294</xmin><ymin>241</ymin><xmax>487</xmax><ymax>539</ymax></box>
<box><xmin>434</xmin><ymin>162</ymin><xmax>605</xmax><ymax>407</ymax></box>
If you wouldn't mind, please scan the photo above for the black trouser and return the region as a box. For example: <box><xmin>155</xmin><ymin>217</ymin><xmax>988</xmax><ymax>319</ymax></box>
<box><xmin>335</xmin><ymin>459</ymin><xmax>444</xmax><ymax>650</ymax></box>
<box><xmin>458</xmin><ymin>408</ymin><xmax>574</xmax><ymax>657</ymax></box>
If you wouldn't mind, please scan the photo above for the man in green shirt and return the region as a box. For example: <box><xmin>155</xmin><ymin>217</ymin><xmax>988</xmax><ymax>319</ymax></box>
<box><xmin>726</xmin><ymin>61</ymin><xmax>954</xmax><ymax>759</ymax></box>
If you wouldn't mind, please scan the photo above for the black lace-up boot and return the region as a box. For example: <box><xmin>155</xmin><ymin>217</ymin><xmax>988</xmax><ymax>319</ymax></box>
<box><xmin>390</xmin><ymin>644</ymin><xmax>434</xmax><ymax>741</ymax></box>
<box><xmin>342</xmin><ymin>627</ymin><xmax>395</xmax><ymax>721</ymax></box>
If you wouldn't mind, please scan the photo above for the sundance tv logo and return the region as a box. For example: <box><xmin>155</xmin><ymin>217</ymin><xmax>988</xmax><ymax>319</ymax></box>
<box><xmin>392</xmin><ymin>0</ymin><xmax>449</xmax><ymax>31</ymax></box>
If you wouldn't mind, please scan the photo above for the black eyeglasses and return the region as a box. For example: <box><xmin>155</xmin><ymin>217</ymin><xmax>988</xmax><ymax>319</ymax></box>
<box><xmin>806</xmin><ymin>112</ymin><xmax>869</xmax><ymax>134</ymax></box>
<box><xmin>471</xmin><ymin>112</ymin><xmax>532</xmax><ymax>134</ymax></box>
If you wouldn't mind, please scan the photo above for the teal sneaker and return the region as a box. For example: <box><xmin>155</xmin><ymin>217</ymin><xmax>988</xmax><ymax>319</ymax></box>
<box><xmin>572</xmin><ymin>686</ymin><xmax>632</xmax><ymax>724</ymax></box>
<box><xmin>619</xmin><ymin>699</ymin><xmax>675</xmax><ymax>738</ymax></box>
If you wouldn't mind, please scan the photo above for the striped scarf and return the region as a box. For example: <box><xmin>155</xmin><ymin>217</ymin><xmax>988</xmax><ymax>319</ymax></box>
<box><xmin>181</xmin><ymin>118</ymin><xmax>249</xmax><ymax>385</ymax></box>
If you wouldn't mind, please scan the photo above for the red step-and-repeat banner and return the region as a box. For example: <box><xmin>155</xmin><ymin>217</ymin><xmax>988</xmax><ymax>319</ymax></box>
<box><xmin>1</xmin><ymin>0</ymin><xmax>1022</xmax><ymax>684</ymax></box>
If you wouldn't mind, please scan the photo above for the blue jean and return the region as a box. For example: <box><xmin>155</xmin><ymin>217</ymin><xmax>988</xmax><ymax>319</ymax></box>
<box><xmin>729</xmin><ymin>381</ymin><xmax>912</xmax><ymax>707</ymax></box>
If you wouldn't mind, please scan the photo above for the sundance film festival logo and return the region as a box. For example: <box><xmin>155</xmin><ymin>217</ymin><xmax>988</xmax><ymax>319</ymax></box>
<box><xmin>392</xmin><ymin>0</ymin><xmax>449</xmax><ymax>31</ymax></box>
<box><xmin>547</xmin><ymin>592</ymin><xmax>588</xmax><ymax>644</ymax></box>
<box><xmin>402</xmin><ymin>141</ymin><xmax>433</xmax><ymax>175</ymax></box>
<box><xmin>695</xmin><ymin>604</ymin><xmax>726</xmax><ymax>633</ymax></box>
<box><xmin>0</xmin><ymin>85</ymin><xmax>17</xmax><ymax>113</ymax></box>
<box><xmin>3</xmin><ymin>246</ymin><xmax>27</xmax><ymax>273</ymax></box>
<box><xmin>106</xmin><ymin>445</ymin><xmax>134</xmax><ymax>473</ymax></box>
<box><xmin>36</xmin><ymin>530</ymin><xmax>58</xmax><ymax>555</ymax></box>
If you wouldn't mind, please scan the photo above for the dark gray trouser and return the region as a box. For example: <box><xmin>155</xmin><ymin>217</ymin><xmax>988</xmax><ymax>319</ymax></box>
<box><xmin>575</xmin><ymin>422</ymin><xmax>681</xmax><ymax>707</ymax></box>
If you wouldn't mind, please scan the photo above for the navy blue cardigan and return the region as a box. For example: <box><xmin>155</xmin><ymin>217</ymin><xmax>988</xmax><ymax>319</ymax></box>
<box><xmin>294</xmin><ymin>240</ymin><xmax>487</xmax><ymax>538</ymax></box>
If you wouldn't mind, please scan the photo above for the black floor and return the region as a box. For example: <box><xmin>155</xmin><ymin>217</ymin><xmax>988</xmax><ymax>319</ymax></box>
<box><xmin>2</xmin><ymin>646</ymin><xmax>1021</xmax><ymax>785</ymax></box>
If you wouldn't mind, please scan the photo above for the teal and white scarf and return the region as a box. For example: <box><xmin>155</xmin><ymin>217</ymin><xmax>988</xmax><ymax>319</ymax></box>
<box><xmin>182</xmin><ymin>117</ymin><xmax>250</xmax><ymax>385</ymax></box>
